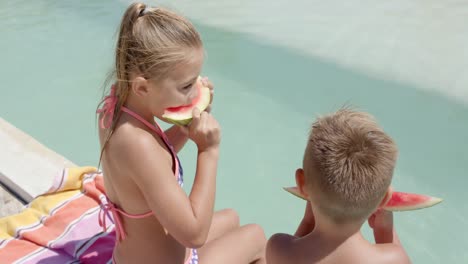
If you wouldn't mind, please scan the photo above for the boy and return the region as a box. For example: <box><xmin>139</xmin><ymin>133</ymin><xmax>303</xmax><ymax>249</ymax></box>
<box><xmin>267</xmin><ymin>109</ymin><xmax>411</xmax><ymax>264</ymax></box>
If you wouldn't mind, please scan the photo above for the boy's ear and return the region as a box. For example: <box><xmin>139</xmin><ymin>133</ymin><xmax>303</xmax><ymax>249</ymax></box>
<box><xmin>295</xmin><ymin>168</ymin><xmax>309</xmax><ymax>199</ymax></box>
<box><xmin>131</xmin><ymin>76</ymin><xmax>150</xmax><ymax>97</ymax></box>
<box><xmin>378</xmin><ymin>186</ymin><xmax>393</xmax><ymax>208</ymax></box>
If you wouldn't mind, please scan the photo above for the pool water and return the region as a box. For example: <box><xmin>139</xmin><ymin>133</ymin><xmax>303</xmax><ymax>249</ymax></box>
<box><xmin>1</xmin><ymin>1</ymin><xmax>467</xmax><ymax>262</ymax></box>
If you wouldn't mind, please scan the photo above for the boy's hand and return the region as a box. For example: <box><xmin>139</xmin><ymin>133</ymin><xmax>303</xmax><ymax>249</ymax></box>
<box><xmin>201</xmin><ymin>77</ymin><xmax>214</xmax><ymax>113</ymax></box>
<box><xmin>368</xmin><ymin>209</ymin><xmax>395</xmax><ymax>244</ymax></box>
<box><xmin>368</xmin><ymin>209</ymin><xmax>393</xmax><ymax>230</ymax></box>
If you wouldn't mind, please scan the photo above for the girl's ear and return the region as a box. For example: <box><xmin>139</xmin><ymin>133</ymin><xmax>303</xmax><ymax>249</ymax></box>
<box><xmin>131</xmin><ymin>76</ymin><xmax>150</xmax><ymax>97</ymax></box>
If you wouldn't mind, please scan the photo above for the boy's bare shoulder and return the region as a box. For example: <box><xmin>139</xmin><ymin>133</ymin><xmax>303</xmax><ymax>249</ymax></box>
<box><xmin>373</xmin><ymin>243</ymin><xmax>411</xmax><ymax>264</ymax></box>
<box><xmin>266</xmin><ymin>233</ymin><xmax>296</xmax><ymax>263</ymax></box>
<box><xmin>325</xmin><ymin>240</ymin><xmax>411</xmax><ymax>264</ymax></box>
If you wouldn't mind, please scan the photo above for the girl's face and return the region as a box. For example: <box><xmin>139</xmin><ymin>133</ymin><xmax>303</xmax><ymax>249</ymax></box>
<box><xmin>146</xmin><ymin>48</ymin><xmax>204</xmax><ymax>120</ymax></box>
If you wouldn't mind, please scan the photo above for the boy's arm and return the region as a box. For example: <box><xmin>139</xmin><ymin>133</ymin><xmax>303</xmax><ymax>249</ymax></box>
<box><xmin>368</xmin><ymin>209</ymin><xmax>400</xmax><ymax>244</ymax></box>
<box><xmin>373</xmin><ymin>224</ymin><xmax>401</xmax><ymax>245</ymax></box>
<box><xmin>369</xmin><ymin>210</ymin><xmax>411</xmax><ymax>263</ymax></box>
<box><xmin>295</xmin><ymin>201</ymin><xmax>315</xmax><ymax>237</ymax></box>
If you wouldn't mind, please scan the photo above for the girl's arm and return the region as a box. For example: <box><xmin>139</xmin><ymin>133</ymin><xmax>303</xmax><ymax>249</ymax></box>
<box><xmin>165</xmin><ymin>125</ymin><xmax>189</xmax><ymax>153</ymax></box>
<box><xmin>117</xmin><ymin>109</ymin><xmax>220</xmax><ymax>248</ymax></box>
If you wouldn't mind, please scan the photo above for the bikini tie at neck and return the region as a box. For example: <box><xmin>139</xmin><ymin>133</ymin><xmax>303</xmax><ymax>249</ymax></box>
<box><xmin>96</xmin><ymin>85</ymin><xmax>118</xmax><ymax>129</ymax></box>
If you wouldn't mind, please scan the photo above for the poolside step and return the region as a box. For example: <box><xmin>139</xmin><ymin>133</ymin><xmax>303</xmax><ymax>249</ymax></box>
<box><xmin>0</xmin><ymin>118</ymin><xmax>76</xmax><ymax>204</ymax></box>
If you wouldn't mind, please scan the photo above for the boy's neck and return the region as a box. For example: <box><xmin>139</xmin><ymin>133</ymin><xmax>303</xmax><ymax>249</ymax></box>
<box><xmin>309</xmin><ymin>215</ymin><xmax>364</xmax><ymax>244</ymax></box>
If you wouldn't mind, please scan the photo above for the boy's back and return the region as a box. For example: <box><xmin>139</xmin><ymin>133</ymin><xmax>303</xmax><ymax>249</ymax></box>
<box><xmin>266</xmin><ymin>109</ymin><xmax>411</xmax><ymax>264</ymax></box>
<box><xmin>268</xmin><ymin>227</ymin><xmax>409</xmax><ymax>264</ymax></box>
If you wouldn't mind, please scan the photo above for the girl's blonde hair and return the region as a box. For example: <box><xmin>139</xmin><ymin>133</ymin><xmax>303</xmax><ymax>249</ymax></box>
<box><xmin>98</xmin><ymin>2</ymin><xmax>202</xmax><ymax>165</ymax></box>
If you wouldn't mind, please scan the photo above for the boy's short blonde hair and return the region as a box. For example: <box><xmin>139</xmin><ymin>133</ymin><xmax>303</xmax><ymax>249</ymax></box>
<box><xmin>304</xmin><ymin>109</ymin><xmax>397</xmax><ymax>223</ymax></box>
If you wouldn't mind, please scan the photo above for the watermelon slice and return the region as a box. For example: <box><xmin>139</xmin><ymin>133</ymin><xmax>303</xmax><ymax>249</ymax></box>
<box><xmin>162</xmin><ymin>76</ymin><xmax>211</xmax><ymax>126</ymax></box>
<box><xmin>283</xmin><ymin>186</ymin><xmax>442</xmax><ymax>211</ymax></box>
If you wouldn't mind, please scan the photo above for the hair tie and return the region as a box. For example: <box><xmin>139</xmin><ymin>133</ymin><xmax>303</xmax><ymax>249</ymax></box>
<box><xmin>139</xmin><ymin>7</ymin><xmax>150</xmax><ymax>17</ymax></box>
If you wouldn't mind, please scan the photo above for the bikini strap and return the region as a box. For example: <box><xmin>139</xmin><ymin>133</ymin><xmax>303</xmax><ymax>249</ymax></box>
<box><xmin>121</xmin><ymin>107</ymin><xmax>168</xmax><ymax>143</ymax></box>
<box><xmin>99</xmin><ymin>199</ymin><xmax>153</xmax><ymax>242</ymax></box>
<box><xmin>121</xmin><ymin>107</ymin><xmax>180</xmax><ymax>176</ymax></box>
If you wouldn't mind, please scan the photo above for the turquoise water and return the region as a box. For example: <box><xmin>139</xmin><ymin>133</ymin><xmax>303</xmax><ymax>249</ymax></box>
<box><xmin>1</xmin><ymin>1</ymin><xmax>467</xmax><ymax>262</ymax></box>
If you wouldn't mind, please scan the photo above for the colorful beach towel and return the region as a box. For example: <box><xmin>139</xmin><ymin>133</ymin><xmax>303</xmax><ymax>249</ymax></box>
<box><xmin>0</xmin><ymin>167</ymin><xmax>116</xmax><ymax>264</ymax></box>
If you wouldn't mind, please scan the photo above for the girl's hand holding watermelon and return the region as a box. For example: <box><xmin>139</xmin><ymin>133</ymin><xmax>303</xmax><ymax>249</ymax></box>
<box><xmin>187</xmin><ymin>107</ymin><xmax>221</xmax><ymax>152</ymax></box>
<box><xmin>200</xmin><ymin>76</ymin><xmax>214</xmax><ymax>113</ymax></box>
<box><xmin>170</xmin><ymin>76</ymin><xmax>214</xmax><ymax>137</ymax></box>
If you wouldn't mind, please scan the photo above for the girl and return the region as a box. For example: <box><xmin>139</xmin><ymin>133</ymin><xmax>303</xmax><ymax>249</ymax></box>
<box><xmin>97</xmin><ymin>3</ymin><xmax>266</xmax><ymax>264</ymax></box>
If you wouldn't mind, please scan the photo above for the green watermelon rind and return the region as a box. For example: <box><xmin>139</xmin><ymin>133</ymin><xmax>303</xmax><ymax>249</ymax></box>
<box><xmin>282</xmin><ymin>186</ymin><xmax>443</xmax><ymax>212</ymax></box>
<box><xmin>162</xmin><ymin>85</ymin><xmax>211</xmax><ymax>126</ymax></box>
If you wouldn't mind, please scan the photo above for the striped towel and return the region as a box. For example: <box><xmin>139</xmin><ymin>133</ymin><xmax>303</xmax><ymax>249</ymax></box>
<box><xmin>0</xmin><ymin>167</ymin><xmax>115</xmax><ymax>264</ymax></box>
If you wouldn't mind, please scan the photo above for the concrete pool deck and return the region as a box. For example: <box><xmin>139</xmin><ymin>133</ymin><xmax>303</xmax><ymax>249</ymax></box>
<box><xmin>0</xmin><ymin>117</ymin><xmax>76</xmax><ymax>217</ymax></box>
<box><xmin>0</xmin><ymin>185</ymin><xmax>23</xmax><ymax>217</ymax></box>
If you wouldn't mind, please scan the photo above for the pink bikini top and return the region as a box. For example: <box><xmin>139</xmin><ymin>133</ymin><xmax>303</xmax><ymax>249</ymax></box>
<box><xmin>97</xmin><ymin>85</ymin><xmax>184</xmax><ymax>242</ymax></box>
